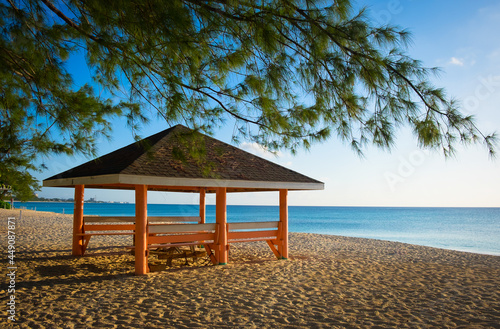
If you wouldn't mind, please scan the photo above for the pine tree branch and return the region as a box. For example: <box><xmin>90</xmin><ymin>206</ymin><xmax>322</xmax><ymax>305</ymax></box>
<box><xmin>293</xmin><ymin>7</ymin><xmax>449</xmax><ymax>117</ymax></box>
<box><xmin>40</xmin><ymin>0</ymin><xmax>100</xmax><ymax>42</ymax></box>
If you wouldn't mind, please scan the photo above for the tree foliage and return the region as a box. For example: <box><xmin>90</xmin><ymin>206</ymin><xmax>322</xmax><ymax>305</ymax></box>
<box><xmin>0</xmin><ymin>0</ymin><xmax>497</xmax><ymax>199</ymax></box>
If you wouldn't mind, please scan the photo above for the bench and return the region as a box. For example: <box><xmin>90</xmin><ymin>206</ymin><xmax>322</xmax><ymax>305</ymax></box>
<box><xmin>78</xmin><ymin>216</ymin><xmax>135</xmax><ymax>254</ymax></box>
<box><xmin>80</xmin><ymin>217</ymin><xmax>283</xmax><ymax>263</ymax></box>
<box><xmin>146</xmin><ymin>221</ymin><xmax>282</xmax><ymax>264</ymax></box>
<box><xmin>227</xmin><ymin>221</ymin><xmax>282</xmax><ymax>259</ymax></box>
<box><xmin>79</xmin><ymin>216</ymin><xmax>202</xmax><ymax>254</ymax></box>
<box><xmin>147</xmin><ymin>222</ymin><xmax>218</xmax><ymax>264</ymax></box>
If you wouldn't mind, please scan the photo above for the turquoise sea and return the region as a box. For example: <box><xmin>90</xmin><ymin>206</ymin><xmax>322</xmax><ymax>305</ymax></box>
<box><xmin>16</xmin><ymin>202</ymin><xmax>500</xmax><ymax>256</ymax></box>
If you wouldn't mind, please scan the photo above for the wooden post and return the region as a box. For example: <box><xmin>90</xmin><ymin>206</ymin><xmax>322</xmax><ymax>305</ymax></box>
<box><xmin>72</xmin><ymin>185</ymin><xmax>85</xmax><ymax>256</ymax></box>
<box><xmin>216</xmin><ymin>187</ymin><xmax>228</xmax><ymax>265</ymax></box>
<box><xmin>279</xmin><ymin>189</ymin><xmax>288</xmax><ymax>259</ymax></box>
<box><xmin>199</xmin><ymin>188</ymin><xmax>206</xmax><ymax>224</ymax></box>
<box><xmin>135</xmin><ymin>185</ymin><xmax>148</xmax><ymax>275</ymax></box>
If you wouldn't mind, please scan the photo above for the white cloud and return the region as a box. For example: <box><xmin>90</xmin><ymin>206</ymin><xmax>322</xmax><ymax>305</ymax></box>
<box><xmin>487</xmin><ymin>48</ymin><xmax>500</xmax><ymax>61</ymax></box>
<box><xmin>449</xmin><ymin>57</ymin><xmax>465</xmax><ymax>66</ymax></box>
<box><xmin>239</xmin><ymin>142</ymin><xmax>294</xmax><ymax>168</ymax></box>
<box><xmin>240</xmin><ymin>142</ymin><xmax>281</xmax><ymax>159</ymax></box>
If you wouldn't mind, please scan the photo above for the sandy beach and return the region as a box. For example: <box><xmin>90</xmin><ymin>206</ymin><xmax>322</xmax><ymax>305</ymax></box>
<box><xmin>1</xmin><ymin>208</ymin><xmax>499</xmax><ymax>328</ymax></box>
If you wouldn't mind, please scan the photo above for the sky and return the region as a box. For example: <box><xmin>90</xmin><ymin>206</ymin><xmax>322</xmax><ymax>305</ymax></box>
<box><xmin>37</xmin><ymin>0</ymin><xmax>500</xmax><ymax>207</ymax></box>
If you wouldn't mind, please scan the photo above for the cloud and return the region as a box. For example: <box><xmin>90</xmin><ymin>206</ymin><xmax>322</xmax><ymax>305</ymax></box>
<box><xmin>449</xmin><ymin>57</ymin><xmax>465</xmax><ymax>66</ymax></box>
<box><xmin>239</xmin><ymin>142</ymin><xmax>297</xmax><ymax>170</ymax></box>
<box><xmin>239</xmin><ymin>142</ymin><xmax>293</xmax><ymax>168</ymax></box>
<box><xmin>487</xmin><ymin>48</ymin><xmax>500</xmax><ymax>61</ymax></box>
<box><xmin>240</xmin><ymin>142</ymin><xmax>281</xmax><ymax>159</ymax></box>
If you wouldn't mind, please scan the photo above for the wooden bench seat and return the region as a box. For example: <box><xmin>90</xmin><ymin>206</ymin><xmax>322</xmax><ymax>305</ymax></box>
<box><xmin>129</xmin><ymin>241</ymin><xmax>213</xmax><ymax>249</ymax></box>
<box><xmin>79</xmin><ymin>216</ymin><xmax>202</xmax><ymax>254</ymax></box>
<box><xmin>145</xmin><ymin>223</ymin><xmax>217</xmax><ymax>264</ymax></box>
<box><xmin>79</xmin><ymin>216</ymin><xmax>136</xmax><ymax>254</ymax></box>
<box><xmin>227</xmin><ymin>221</ymin><xmax>279</xmax><ymax>241</ymax></box>
<box><xmin>77</xmin><ymin>232</ymin><xmax>133</xmax><ymax>236</ymax></box>
<box><xmin>227</xmin><ymin>221</ymin><xmax>282</xmax><ymax>258</ymax></box>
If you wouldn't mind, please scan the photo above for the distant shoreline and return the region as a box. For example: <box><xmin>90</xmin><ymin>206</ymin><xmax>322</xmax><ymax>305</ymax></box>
<box><xmin>14</xmin><ymin>200</ymin><xmax>131</xmax><ymax>204</ymax></box>
<box><xmin>12</xmin><ymin>200</ymin><xmax>500</xmax><ymax>208</ymax></box>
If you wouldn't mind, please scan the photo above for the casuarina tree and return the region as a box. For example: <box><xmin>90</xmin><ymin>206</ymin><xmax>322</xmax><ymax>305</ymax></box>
<box><xmin>0</xmin><ymin>0</ymin><xmax>496</xmax><ymax>199</ymax></box>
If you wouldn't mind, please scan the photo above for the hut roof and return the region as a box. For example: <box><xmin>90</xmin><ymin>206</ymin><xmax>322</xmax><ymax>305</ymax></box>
<box><xmin>43</xmin><ymin>125</ymin><xmax>324</xmax><ymax>192</ymax></box>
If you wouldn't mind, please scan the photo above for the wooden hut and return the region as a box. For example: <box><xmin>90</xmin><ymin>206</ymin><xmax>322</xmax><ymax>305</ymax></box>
<box><xmin>43</xmin><ymin>125</ymin><xmax>324</xmax><ymax>275</ymax></box>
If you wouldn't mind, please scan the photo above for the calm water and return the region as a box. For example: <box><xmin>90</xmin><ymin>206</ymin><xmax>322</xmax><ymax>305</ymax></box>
<box><xmin>16</xmin><ymin>202</ymin><xmax>500</xmax><ymax>256</ymax></box>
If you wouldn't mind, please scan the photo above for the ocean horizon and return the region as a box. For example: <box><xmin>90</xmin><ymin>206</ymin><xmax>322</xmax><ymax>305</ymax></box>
<box><xmin>15</xmin><ymin>202</ymin><xmax>500</xmax><ymax>256</ymax></box>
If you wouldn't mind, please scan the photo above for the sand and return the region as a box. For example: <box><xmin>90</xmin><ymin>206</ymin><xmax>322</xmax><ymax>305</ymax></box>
<box><xmin>1</xmin><ymin>208</ymin><xmax>499</xmax><ymax>328</ymax></box>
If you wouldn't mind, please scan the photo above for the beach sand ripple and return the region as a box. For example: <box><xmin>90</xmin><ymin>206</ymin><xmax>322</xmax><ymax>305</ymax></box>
<box><xmin>1</xmin><ymin>209</ymin><xmax>499</xmax><ymax>328</ymax></box>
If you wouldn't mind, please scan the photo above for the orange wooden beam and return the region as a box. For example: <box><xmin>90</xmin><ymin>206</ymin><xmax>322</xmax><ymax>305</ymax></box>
<box><xmin>148</xmin><ymin>233</ymin><xmax>215</xmax><ymax>245</ymax></box>
<box><xmin>82</xmin><ymin>235</ymin><xmax>91</xmax><ymax>254</ymax></box>
<box><xmin>279</xmin><ymin>189</ymin><xmax>288</xmax><ymax>259</ymax></box>
<box><xmin>228</xmin><ymin>230</ymin><xmax>278</xmax><ymax>240</ymax></box>
<box><xmin>84</xmin><ymin>224</ymin><xmax>135</xmax><ymax>231</ymax></box>
<box><xmin>203</xmin><ymin>244</ymin><xmax>218</xmax><ymax>265</ymax></box>
<box><xmin>199</xmin><ymin>188</ymin><xmax>206</xmax><ymax>224</ymax></box>
<box><xmin>72</xmin><ymin>185</ymin><xmax>85</xmax><ymax>256</ymax></box>
<box><xmin>135</xmin><ymin>185</ymin><xmax>148</xmax><ymax>275</ymax></box>
<box><xmin>216</xmin><ymin>187</ymin><xmax>228</xmax><ymax>265</ymax></box>
<box><xmin>266</xmin><ymin>240</ymin><xmax>281</xmax><ymax>259</ymax></box>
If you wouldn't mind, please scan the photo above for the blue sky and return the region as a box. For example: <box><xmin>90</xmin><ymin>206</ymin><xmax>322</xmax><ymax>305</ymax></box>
<box><xmin>38</xmin><ymin>0</ymin><xmax>500</xmax><ymax>207</ymax></box>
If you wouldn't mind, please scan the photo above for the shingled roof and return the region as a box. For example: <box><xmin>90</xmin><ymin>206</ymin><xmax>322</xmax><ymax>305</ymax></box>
<box><xmin>43</xmin><ymin>125</ymin><xmax>324</xmax><ymax>192</ymax></box>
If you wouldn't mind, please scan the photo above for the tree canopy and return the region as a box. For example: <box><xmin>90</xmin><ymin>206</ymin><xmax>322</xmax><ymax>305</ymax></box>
<box><xmin>0</xmin><ymin>0</ymin><xmax>496</xmax><ymax>200</ymax></box>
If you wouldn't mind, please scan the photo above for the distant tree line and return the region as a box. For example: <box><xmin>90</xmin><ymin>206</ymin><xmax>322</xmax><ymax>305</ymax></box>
<box><xmin>18</xmin><ymin>196</ymin><xmax>75</xmax><ymax>202</ymax></box>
